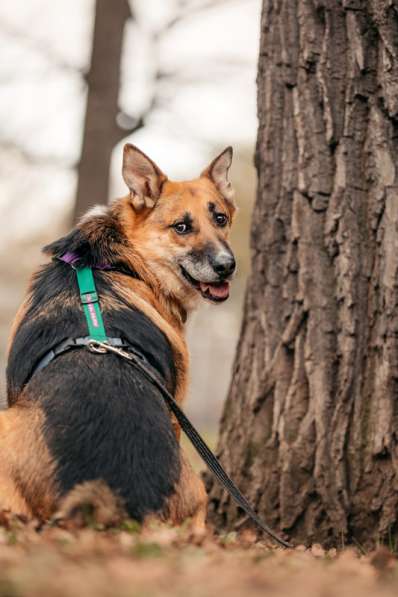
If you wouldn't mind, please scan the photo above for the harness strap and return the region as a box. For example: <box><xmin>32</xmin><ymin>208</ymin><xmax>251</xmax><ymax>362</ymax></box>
<box><xmin>76</xmin><ymin>267</ymin><xmax>108</xmax><ymax>343</ymax></box>
<box><xmin>30</xmin><ymin>337</ymin><xmax>127</xmax><ymax>381</ymax></box>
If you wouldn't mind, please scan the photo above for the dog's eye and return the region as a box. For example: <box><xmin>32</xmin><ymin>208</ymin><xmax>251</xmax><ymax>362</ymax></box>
<box><xmin>173</xmin><ymin>222</ymin><xmax>191</xmax><ymax>235</ymax></box>
<box><xmin>214</xmin><ymin>213</ymin><xmax>228</xmax><ymax>227</ymax></box>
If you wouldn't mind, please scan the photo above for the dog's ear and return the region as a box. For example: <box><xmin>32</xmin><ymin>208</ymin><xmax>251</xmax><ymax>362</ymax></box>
<box><xmin>122</xmin><ymin>144</ymin><xmax>167</xmax><ymax>212</ymax></box>
<box><xmin>201</xmin><ymin>147</ymin><xmax>235</xmax><ymax>209</ymax></box>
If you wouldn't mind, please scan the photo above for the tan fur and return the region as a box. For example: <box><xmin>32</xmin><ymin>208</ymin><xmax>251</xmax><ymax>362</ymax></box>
<box><xmin>0</xmin><ymin>401</ymin><xmax>58</xmax><ymax>518</ymax></box>
<box><xmin>103</xmin><ymin>176</ymin><xmax>235</xmax><ymax>406</ymax></box>
<box><xmin>55</xmin><ymin>480</ymin><xmax>125</xmax><ymax>527</ymax></box>
<box><xmin>201</xmin><ymin>146</ymin><xmax>235</xmax><ymax>208</ymax></box>
<box><xmin>107</xmin><ymin>274</ymin><xmax>188</xmax><ymax>405</ymax></box>
<box><xmin>164</xmin><ymin>450</ymin><xmax>208</xmax><ymax>536</ymax></box>
<box><xmin>114</xmin><ymin>177</ymin><xmax>234</xmax><ymax>313</ymax></box>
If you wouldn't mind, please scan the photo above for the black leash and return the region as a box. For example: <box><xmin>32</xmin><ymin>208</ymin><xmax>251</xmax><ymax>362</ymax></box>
<box><xmin>88</xmin><ymin>340</ymin><xmax>291</xmax><ymax>548</ymax></box>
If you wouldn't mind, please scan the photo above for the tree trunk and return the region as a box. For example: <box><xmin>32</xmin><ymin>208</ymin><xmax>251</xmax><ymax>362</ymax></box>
<box><xmin>208</xmin><ymin>0</ymin><xmax>398</xmax><ymax>548</ymax></box>
<box><xmin>73</xmin><ymin>0</ymin><xmax>131</xmax><ymax>222</ymax></box>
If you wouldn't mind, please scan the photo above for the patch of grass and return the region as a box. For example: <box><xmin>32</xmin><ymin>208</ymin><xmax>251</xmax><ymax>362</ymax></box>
<box><xmin>6</xmin><ymin>532</ymin><xmax>17</xmax><ymax>546</ymax></box>
<box><xmin>252</xmin><ymin>550</ymin><xmax>275</xmax><ymax>564</ymax></box>
<box><xmin>119</xmin><ymin>519</ymin><xmax>141</xmax><ymax>534</ymax></box>
<box><xmin>131</xmin><ymin>542</ymin><xmax>163</xmax><ymax>559</ymax></box>
<box><xmin>219</xmin><ymin>532</ymin><xmax>238</xmax><ymax>546</ymax></box>
<box><xmin>0</xmin><ymin>578</ymin><xmax>21</xmax><ymax>597</ymax></box>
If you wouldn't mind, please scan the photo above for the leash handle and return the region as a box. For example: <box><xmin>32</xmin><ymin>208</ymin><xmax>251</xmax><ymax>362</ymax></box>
<box><xmin>89</xmin><ymin>340</ymin><xmax>291</xmax><ymax>549</ymax></box>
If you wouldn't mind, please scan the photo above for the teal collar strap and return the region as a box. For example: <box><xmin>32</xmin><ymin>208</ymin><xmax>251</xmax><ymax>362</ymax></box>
<box><xmin>75</xmin><ymin>267</ymin><xmax>108</xmax><ymax>343</ymax></box>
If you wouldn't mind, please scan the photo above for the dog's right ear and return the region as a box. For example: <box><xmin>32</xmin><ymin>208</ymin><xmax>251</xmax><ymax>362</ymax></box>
<box><xmin>122</xmin><ymin>144</ymin><xmax>167</xmax><ymax>212</ymax></box>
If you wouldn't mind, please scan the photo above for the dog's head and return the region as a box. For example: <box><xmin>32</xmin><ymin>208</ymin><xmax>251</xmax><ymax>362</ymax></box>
<box><xmin>120</xmin><ymin>144</ymin><xmax>237</xmax><ymax>310</ymax></box>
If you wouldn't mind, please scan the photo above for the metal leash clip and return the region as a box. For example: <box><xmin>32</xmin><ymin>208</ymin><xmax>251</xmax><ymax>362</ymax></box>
<box><xmin>87</xmin><ymin>340</ymin><xmax>110</xmax><ymax>354</ymax></box>
<box><xmin>88</xmin><ymin>340</ymin><xmax>133</xmax><ymax>360</ymax></box>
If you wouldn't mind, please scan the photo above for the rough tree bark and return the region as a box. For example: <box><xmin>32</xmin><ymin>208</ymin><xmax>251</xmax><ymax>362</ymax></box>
<box><xmin>73</xmin><ymin>0</ymin><xmax>131</xmax><ymax>221</ymax></box>
<box><xmin>208</xmin><ymin>0</ymin><xmax>398</xmax><ymax>548</ymax></box>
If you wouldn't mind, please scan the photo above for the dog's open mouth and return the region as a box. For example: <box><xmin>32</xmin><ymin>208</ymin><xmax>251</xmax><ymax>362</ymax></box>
<box><xmin>180</xmin><ymin>267</ymin><xmax>230</xmax><ymax>302</ymax></box>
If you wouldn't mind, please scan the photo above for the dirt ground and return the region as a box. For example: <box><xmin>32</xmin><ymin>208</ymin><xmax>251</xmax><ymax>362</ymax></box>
<box><xmin>0</xmin><ymin>513</ymin><xmax>397</xmax><ymax>597</ymax></box>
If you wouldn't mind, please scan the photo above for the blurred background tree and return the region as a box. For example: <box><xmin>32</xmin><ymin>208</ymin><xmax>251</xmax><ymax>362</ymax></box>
<box><xmin>74</xmin><ymin>0</ymin><xmax>131</xmax><ymax>220</ymax></box>
<box><xmin>208</xmin><ymin>0</ymin><xmax>398</xmax><ymax>549</ymax></box>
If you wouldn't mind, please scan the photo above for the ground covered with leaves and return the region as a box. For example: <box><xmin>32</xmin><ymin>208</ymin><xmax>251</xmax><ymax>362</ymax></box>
<box><xmin>0</xmin><ymin>513</ymin><xmax>397</xmax><ymax>597</ymax></box>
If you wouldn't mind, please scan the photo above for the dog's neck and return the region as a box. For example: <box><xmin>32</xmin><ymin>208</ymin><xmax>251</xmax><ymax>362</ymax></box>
<box><xmin>43</xmin><ymin>203</ymin><xmax>189</xmax><ymax>330</ymax></box>
<box><xmin>77</xmin><ymin>204</ymin><xmax>189</xmax><ymax>329</ymax></box>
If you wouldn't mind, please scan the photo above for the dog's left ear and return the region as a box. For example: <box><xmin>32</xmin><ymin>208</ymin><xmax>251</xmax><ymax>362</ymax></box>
<box><xmin>201</xmin><ymin>147</ymin><xmax>235</xmax><ymax>211</ymax></box>
<box><xmin>122</xmin><ymin>144</ymin><xmax>167</xmax><ymax>212</ymax></box>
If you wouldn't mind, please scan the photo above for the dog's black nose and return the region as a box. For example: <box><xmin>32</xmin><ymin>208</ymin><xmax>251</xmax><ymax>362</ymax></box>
<box><xmin>213</xmin><ymin>253</ymin><xmax>236</xmax><ymax>278</ymax></box>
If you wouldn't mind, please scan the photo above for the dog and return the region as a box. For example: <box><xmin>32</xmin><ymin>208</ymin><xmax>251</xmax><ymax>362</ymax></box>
<box><xmin>1</xmin><ymin>144</ymin><xmax>236</xmax><ymax>533</ymax></box>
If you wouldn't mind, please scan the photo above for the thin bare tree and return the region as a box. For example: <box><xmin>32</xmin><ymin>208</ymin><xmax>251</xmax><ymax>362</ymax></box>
<box><xmin>73</xmin><ymin>0</ymin><xmax>131</xmax><ymax>221</ymax></box>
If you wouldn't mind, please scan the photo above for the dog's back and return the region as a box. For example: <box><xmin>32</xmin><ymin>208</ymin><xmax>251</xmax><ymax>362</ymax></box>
<box><xmin>6</xmin><ymin>248</ymin><xmax>181</xmax><ymax>521</ymax></box>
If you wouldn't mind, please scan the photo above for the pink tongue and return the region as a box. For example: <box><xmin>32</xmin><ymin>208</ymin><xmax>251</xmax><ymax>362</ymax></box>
<box><xmin>199</xmin><ymin>281</ymin><xmax>230</xmax><ymax>299</ymax></box>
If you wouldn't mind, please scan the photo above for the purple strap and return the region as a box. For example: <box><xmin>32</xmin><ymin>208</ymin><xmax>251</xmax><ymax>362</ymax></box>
<box><xmin>60</xmin><ymin>251</ymin><xmax>79</xmax><ymax>265</ymax></box>
<box><xmin>59</xmin><ymin>252</ymin><xmax>112</xmax><ymax>270</ymax></box>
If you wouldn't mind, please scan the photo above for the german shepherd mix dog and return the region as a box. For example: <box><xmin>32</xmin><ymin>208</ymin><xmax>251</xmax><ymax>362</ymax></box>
<box><xmin>2</xmin><ymin>145</ymin><xmax>236</xmax><ymax>533</ymax></box>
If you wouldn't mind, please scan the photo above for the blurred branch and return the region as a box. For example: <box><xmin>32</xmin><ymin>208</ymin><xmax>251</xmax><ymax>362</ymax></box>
<box><xmin>120</xmin><ymin>0</ymin><xmax>254</xmax><ymax>144</ymax></box>
<box><xmin>157</xmin><ymin>58</ymin><xmax>255</xmax><ymax>83</ymax></box>
<box><xmin>0</xmin><ymin>141</ymin><xmax>71</xmax><ymax>167</ymax></box>
<box><xmin>117</xmin><ymin>91</ymin><xmax>157</xmax><ymax>132</ymax></box>
<box><xmin>0</xmin><ymin>19</ymin><xmax>84</xmax><ymax>74</ymax></box>
<box><xmin>119</xmin><ymin>0</ymin><xmax>253</xmax><ymax>144</ymax></box>
<box><xmin>163</xmin><ymin>0</ymin><xmax>240</xmax><ymax>32</ymax></box>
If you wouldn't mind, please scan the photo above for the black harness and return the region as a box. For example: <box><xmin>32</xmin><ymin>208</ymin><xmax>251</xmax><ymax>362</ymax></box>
<box><xmin>31</xmin><ymin>337</ymin><xmax>127</xmax><ymax>379</ymax></box>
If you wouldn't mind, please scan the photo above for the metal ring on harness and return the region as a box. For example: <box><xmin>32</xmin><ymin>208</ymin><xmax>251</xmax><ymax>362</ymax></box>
<box><xmin>88</xmin><ymin>340</ymin><xmax>110</xmax><ymax>354</ymax></box>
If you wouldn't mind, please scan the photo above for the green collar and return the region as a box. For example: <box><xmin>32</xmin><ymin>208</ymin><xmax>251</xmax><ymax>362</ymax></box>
<box><xmin>75</xmin><ymin>267</ymin><xmax>108</xmax><ymax>343</ymax></box>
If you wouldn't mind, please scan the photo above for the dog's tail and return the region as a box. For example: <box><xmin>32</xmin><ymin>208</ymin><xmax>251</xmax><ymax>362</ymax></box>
<box><xmin>54</xmin><ymin>480</ymin><xmax>126</xmax><ymax>528</ymax></box>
